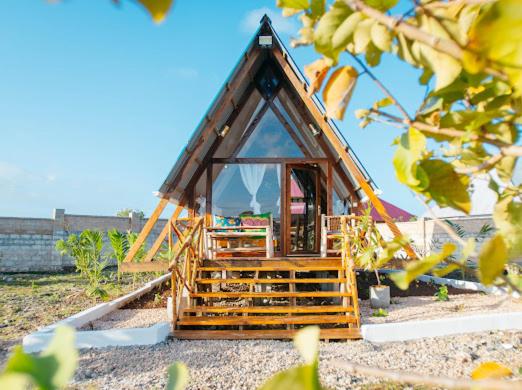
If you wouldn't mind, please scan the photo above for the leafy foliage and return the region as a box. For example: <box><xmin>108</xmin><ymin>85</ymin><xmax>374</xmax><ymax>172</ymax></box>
<box><xmin>278</xmin><ymin>0</ymin><xmax>522</xmax><ymax>292</ymax></box>
<box><xmin>371</xmin><ymin>308</ymin><xmax>388</xmax><ymax>317</ymax></box>
<box><xmin>116</xmin><ymin>208</ymin><xmax>145</xmax><ymax>219</ymax></box>
<box><xmin>259</xmin><ymin>326</ymin><xmax>324</xmax><ymax>390</ymax></box>
<box><xmin>0</xmin><ymin>326</ymin><xmax>78</xmax><ymax>390</ymax></box>
<box><xmin>55</xmin><ymin>230</ymin><xmax>109</xmax><ymax>298</ymax></box>
<box><xmin>434</xmin><ymin>285</ymin><xmax>449</xmax><ymax>301</ymax></box>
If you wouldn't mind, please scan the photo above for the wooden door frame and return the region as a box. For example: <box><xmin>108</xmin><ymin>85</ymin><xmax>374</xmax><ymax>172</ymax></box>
<box><xmin>284</xmin><ymin>163</ymin><xmax>321</xmax><ymax>256</ymax></box>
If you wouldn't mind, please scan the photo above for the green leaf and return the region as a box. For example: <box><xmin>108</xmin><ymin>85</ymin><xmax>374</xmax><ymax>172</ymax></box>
<box><xmin>478</xmin><ymin>234</ymin><xmax>508</xmax><ymax>285</ymax></box>
<box><xmin>259</xmin><ymin>364</ymin><xmax>321</xmax><ymax>390</ymax></box>
<box><xmin>392</xmin><ymin>128</ymin><xmax>429</xmax><ymax>190</ymax></box>
<box><xmin>390</xmin><ymin>243</ymin><xmax>457</xmax><ymax>290</ymax></box>
<box><xmin>467</xmin><ymin>0</ymin><xmax>522</xmax><ymax>95</ymax></box>
<box><xmin>294</xmin><ymin>326</ymin><xmax>320</xmax><ymax>364</ymax></box>
<box><xmin>364</xmin><ymin>0</ymin><xmax>398</xmax><ymax>11</ymax></box>
<box><xmin>370</xmin><ymin>23</ymin><xmax>392</xmax><ymax>52</ymax></box>
<box><xmin>353</xmin><ymin>18</ymin><xmax>374</xmax><ymax>54</ymax></box>
<box><xmin>277</xmin><ymin>0</ymin><xmax>310</xmax><ymax>10</ymax></box>
<box><xmin>373</xmin><ymin>97</ymin><xmax>393</xmax><ymax>109</ymax></box>
<box><xmin>331</xmin><ymin>12</ymin><xmax>365</xmax><ymax>55</ymax></box>
<box><xmin>137</xmin><ymin>0</ymin><xmax>174</xmax><ymax>23</ymax></box>
<box><xmin>314</xmin><ymin>0</ymin><xmax>354</xmax><ymax>63</ymax></box>
<box><xmin>259</xmin><ymin>327</ymin><xmax>322</xmax><ymax>390</ymax></box>
<box><xmin>3</xmin><ymin>326</ymin><xmax>77</xmax><ymax>390</ymax></box>
<box><xmin>418</xmin><ymin>159</ymin><xmax>471</xmax><ymax>214</ymax></box>
<box><xmin>0</xmin><ymin>373</ymin><xmax>33</xmax><ymax>389</ymax></box>
<box><xmin>365</xmin><ymin>42</ymin><xmax>382</xmax><ymax>67</ymax></box>
<box><xmin>493</xmin><ymin>195</ymin><xmax>522</xmax><ymax>257</ymax></box>
<box><xmin>166</xmin><ymin>362</ymin><xmax>189</xmax><ymax>390</ymax></box>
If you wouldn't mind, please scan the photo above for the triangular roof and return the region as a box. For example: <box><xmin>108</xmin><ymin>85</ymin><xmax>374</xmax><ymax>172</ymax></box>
<box><xmin>157</xmin><ymin>16</ymin><xmax>378</xmax><ymax>205</ymax></box>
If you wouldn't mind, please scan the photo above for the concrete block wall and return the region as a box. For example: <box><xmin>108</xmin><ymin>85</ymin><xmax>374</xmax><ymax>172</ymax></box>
<box><xmin>376</xmin><ymin>214</ymin><xmax>494</xmax><ymax>260</ymax></box>
<box><xmin>0</xmin><ymin>209</ymin><xmax>168</xmax><ymax>272</ymax></box>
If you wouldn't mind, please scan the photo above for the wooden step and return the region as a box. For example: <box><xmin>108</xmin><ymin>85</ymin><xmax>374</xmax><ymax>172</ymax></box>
<box><xmin>190</xmin><ymin>291</ymin><xmax>351</xmax><ymax>298</ymax></box>
<box><xmin>196</xmin><ymin>278</ymin><xmax>346</xmax><ymax>284</ymax></box>
<box><xmin>173</xmin><ymin>328</ymin><xmax>361</xmax><ymax>340</ymax></box>
<box><xmin>177</xmin><ymin>314</ymin><xmax>356</xmax><ymax>326</ymax></box>
<box><xmin>182</xmin><ymin>305</ymin><xmax>354</xmax><ymax>314</ymax></box>
<box><xmin>202</xmin><ymin>259</ymin><xmax>341</xmax><ymax>267</ymax></box>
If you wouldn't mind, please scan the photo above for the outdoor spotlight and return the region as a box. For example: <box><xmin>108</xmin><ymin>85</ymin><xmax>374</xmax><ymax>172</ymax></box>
<box><xmin>220</xmin><ymin>125</ymin><xmax>230</xmax><ymax>137</ymax></box>
<box><xmin>258</xmin><ymin>35</ymin><xmax>273</xmax><ymax>47</ymax></box>
<box><xmin>308</xmin><ymin>123</ymin><xmax>320</xmax><ymax>136</ymax></box>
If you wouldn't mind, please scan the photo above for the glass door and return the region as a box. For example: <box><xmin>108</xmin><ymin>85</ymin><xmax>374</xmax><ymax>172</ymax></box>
<box><xmin>285</xmin><ymin>164</ymin><xmax>320</xmax><ymax>255</ymax></box>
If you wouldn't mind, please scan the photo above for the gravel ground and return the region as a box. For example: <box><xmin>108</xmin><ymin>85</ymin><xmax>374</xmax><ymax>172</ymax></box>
<box><xmin>71</xmin><ymin>330</ymin><xmax>522</xmax><ymax>389</ymax></box>
<box><xmin>82</xmin><ymin>293</ymin><xmax>521</xmax><ymax>330</ymax></box>
<box><xmin>361</xmin><ymin>293</ymin><xmax>522</xmax><ymax>324</ymax></box>
<box><xmin>80</xmin><ymin>309</ymin><xmax>168</xmax><ymax>330</ymax></box>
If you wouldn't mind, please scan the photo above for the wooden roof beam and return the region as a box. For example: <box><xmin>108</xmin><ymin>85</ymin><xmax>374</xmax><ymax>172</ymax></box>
<box><xmin>272</xmin><ymin>47</ymin><xmax>416</xmax><ymax>258</ymax></box>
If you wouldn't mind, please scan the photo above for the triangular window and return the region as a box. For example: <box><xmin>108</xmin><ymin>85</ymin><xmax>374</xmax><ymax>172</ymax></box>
<box><xmin>237</xmin><ymin>107</ymin><xmax>304</xmax><ymax>158</ymax></box>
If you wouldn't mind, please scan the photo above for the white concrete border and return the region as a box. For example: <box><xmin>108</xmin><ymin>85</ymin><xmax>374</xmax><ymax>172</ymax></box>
<box><xmin>23</xmin><ymin>273</ymin><xmax>171</xmax><ymax>352</ymax></box>
<box><xmin>361</xmin><ymin>311</ymin><xmax>522</xmax><ymax>343</ymax></box>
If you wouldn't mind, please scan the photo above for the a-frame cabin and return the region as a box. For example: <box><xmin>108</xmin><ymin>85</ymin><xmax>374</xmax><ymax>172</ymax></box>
<box><xmin>121</xmin><ymin>16</ymin><xmax>411</xmax><ymax>340</ymax></box>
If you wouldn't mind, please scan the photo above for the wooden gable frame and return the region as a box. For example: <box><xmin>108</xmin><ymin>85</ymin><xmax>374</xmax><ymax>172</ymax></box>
<box><xmin>121</xmin><ymin>16</ymin><xmax>416</xmax><ymax>270</ymax></box>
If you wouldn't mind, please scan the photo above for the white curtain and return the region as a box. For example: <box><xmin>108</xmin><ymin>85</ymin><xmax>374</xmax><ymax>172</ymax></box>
<box><xmin>239</xmin><ymin>164</ymin><xmax>267</xmax><ymax>214</ymax></box>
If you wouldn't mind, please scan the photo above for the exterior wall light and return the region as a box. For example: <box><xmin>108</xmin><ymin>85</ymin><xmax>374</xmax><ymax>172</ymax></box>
<box><xmin>258</xmin><ymin>35</ymin><xmax>273</xmax><ymax>47</ymax></box>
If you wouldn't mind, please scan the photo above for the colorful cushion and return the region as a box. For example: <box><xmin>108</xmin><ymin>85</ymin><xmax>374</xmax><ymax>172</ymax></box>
<box><xmin>240</xmin><ymin>212</ymin><xmax>271</xmax><ymax>232</ymax></box>
<box><xmin>214</xmin><ymin>215</ymin><xmax>240</xmax><ymax>232</ymax></box>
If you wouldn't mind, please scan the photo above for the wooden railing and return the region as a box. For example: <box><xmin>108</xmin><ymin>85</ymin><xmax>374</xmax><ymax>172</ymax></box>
<box><xmin>168</xmin><ymin>217</ymin><xmax>204</xmax><ymax>326</ymax></box>
<box><xmin>339</xmin><ymin>215</ymin><xmax>369</xmax><ymax>328</ymax></box>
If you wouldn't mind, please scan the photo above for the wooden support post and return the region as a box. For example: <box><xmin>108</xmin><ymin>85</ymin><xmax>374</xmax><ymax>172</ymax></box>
<box><xmin>141</xmin><ymin>204</ymin><xmax>184</xmax><ymax>263</ymax></box>
<box><xmin>123</xmin><ymin>198</ymin><xmax>169</xmax><ymax>263</ymax></box>
<box><xmin>171</xmin><ymin>271</ymin><xmax>177</xmax><ymax>330</ymax></box>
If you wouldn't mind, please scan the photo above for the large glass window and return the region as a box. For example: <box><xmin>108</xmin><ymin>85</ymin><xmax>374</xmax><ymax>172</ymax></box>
<box><xmin>237</xmin><ymin>108</ymin><xmax>304</xmax><ymax>158</ymax></box>
<box><xmin>212</xmin><ymin>163</ymin><xmax>281</xmax><ymax>250</ymax></box>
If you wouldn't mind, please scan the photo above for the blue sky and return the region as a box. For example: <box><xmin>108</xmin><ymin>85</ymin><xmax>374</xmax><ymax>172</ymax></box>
<box><xmin>0</xmin><ymin>0</ymin><xmax>426</xmax><ymax>218</ymax></box>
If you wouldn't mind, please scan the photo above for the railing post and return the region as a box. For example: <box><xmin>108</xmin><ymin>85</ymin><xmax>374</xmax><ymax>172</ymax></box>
<box><xmin>171</xmin><ymin>270</ymin><xmax>177</xmax><ymax>330</ymax></box>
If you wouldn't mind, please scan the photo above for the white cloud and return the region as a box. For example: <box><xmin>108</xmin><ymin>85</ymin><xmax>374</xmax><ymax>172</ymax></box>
<box><xmin>240</xmin><ymin>7</ymin><xmax>298</xmax><ymax>35</ymax></box>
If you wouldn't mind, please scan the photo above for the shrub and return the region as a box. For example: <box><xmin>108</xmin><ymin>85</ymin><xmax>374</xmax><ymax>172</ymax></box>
<box><xmin>55</xmin><ymin>230</ymin><xmax>109</xmax><ymax>298</ymax></box>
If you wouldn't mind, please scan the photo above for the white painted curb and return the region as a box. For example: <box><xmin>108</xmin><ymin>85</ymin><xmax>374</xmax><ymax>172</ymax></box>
<box><xmin>361</xmin><ymin>311</ymin><xmax>522</xmax><ymax>343</ymax></box>
<box><xmin>24</xmin><ymin>322</ymin><xmax>171</xmax><ymax>353</ymax></box>
<box><xmin>23</xmin><ymin>273</ymin><xmax>171</xmax><ymax>352</ymax></box>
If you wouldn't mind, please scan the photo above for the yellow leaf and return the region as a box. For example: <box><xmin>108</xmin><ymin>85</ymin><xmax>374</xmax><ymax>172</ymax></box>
<box><xmin>471</xmin><ymin>361</ymin><xmax>512</xmax><ymax>380</ymax></box>
<box><xmin>322</xmin><ymin>66</ymin><xmax>358</xmax><ymax>120</ymax></box>
<box><xmin>137</xmin><ymin>0</ymin><xmax>174</xmax><ymax>23</ymax></box>
<box><xmin>304</xmin><ymin>58</ymin><xmax>331</xmax><ymax>95</ymax></box>
<box><xmin>478</xmin><ymin>234</ymin><xmax>508</xmax><ymax>285</ymax></box>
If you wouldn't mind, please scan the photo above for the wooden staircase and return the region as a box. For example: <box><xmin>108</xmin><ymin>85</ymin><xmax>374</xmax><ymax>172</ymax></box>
<box><xmin>172</xmin><ymin>257</ymin><xmax>361</xmax><ymax>340</ymax></box>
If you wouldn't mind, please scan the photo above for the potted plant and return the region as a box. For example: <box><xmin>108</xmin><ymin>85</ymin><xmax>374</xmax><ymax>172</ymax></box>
<box><xmin>350</xmin><ymin>209</ymin><xmax>396</xmax><ymax>309</ymax></box>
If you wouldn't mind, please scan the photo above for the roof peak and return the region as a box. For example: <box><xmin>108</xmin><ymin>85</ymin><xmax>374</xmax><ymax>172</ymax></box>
<box><xmin>260</xmin><ymin>14</ymin><xmax>272</xmax><ymax>25</ymax></box>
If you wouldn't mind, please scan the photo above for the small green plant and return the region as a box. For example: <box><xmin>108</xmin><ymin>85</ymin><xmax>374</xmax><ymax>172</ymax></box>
<box><xmin>372</xmin><ymin>308</ymin><xmax>388</xmax><ymax>317</ymax></box>
<box><xmin>434</xmin><ymin>285</ymin><xmax>449</xmax><ymax>302</ymax></box>
<box><xmin>154</xmin><ymin>292</ymin><xmax>162</xmax><ymax>305</ymax></box>
<box><xmin>0</xmin><ymin>326</ymin><xmax>78</xmax><ymax>390</ymax></box>
<box><xmin>55</xmin><ymin>230</ymin><xmax>109</xmax><ymax>299</ymax></box>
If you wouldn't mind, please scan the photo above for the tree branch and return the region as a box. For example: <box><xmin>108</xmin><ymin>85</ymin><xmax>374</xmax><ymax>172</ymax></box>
<box><xmin>343</xmin><ymin>0</ymin><xmax>508</xmax><ymax>81</ymax></box>
<box><xmin>331</xmin><ymin>360</ymin><xmax>516</xmax><ymax>390</ymax></box>
<box><xmin>455</xmin><ymin>153</ymin><xmax>503</xmax><ymax>174</ymax></box>
<box><xmin>369</xmin><ymin>109</ymin><xmax>522</xmax><ymax>157</ymax></box>
<box><xmin>350</xmin><ymin>53</ymin><xmax>411</xmax><ymax>121</ymax></box>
